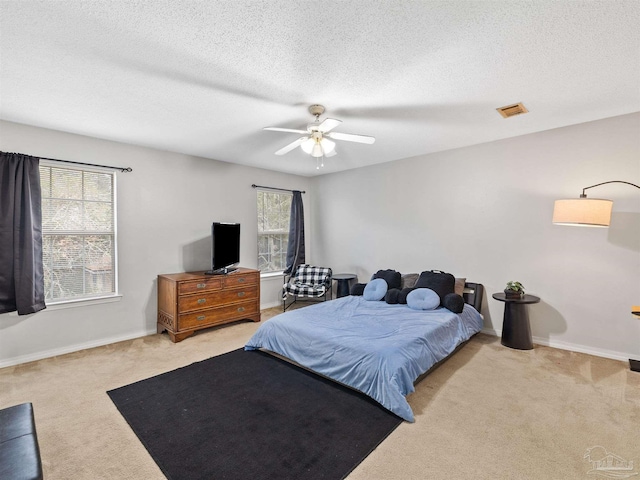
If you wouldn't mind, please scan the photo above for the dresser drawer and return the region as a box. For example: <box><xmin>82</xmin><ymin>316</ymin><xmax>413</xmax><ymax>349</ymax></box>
<box><xmin>178</xmin><ymin>285</ymin><xmax>259</xmax><ymax>312</ymax></box>
<box><xmin>223</xmin><ymin>272</ymin><xmax>257</xmax><ymax>288</ymax></box>
<box><xmin>178</xmin><ymin>301</ymin><xmax>259</xmax><ymax>330</ymax></box>
<box><xmin>179</xmin><ymin>277</ymin><xmax>222</xmax><ymax>295</ymax></box>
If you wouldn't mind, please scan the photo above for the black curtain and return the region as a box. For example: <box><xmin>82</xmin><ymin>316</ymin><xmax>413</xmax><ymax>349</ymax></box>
<box><xmin>284</xmin><ymin>190</ymin><xmax>305</xmax><ymax>274</ymax></box>
<box><xmin>0</xmin><ymin>152</ymin><xmax>46</xmax><ymax>315</ymax></box>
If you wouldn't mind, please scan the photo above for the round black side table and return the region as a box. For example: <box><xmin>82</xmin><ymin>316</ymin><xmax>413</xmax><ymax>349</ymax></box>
<box><xmin>333</xmin><ymin>273</ymin><xmax>356</xmax><ymax>298</ymax></box>
<box><xmin>492</xmin><ymin>292</ymin><xmax>541</xmax><ymax>350</ymax></box>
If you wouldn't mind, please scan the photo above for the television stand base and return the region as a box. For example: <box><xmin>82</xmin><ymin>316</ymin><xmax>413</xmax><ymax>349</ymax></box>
<box><xmin>204</xmin><ymin>267</ymin><xmax>238</xmax><ymax>275</ymax></box>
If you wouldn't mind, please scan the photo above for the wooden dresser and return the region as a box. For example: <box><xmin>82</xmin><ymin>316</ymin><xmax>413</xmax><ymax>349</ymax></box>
<box><xmin>157</xmin><ymin>268</ymin><xmax>261</xmax><ymax>342</ymax></box>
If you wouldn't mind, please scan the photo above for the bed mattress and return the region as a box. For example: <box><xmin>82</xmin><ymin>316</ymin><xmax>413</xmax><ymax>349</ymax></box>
<box><xmin>245</xmin><ymin>295</ymin><xmax>483</xmax><ymax>421</ymax></box>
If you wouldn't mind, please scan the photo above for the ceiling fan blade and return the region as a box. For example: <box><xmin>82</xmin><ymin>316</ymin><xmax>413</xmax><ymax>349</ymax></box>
<box><xmin>326</xmin><ymin>131</ymin><xmax>376</xmax><ymax>144</ymax></box>
<box><xmin>317</xmin><ymin>118</ymin><xmax>342</xmax><ymax>133</ymax></box>
<box><xmin>325</xmin><ymin>149</ymin><xmax>338</xmax><ymax>157</ymax></box>
<box><xmin>264</xmin><ymin>127</ymin><xmax>308</xmax><ymax>134</ymax></box>
<box><xmin>275</xmin><ymin>137</ymin><xmax>307</xmax><ymax>155</ymax></box>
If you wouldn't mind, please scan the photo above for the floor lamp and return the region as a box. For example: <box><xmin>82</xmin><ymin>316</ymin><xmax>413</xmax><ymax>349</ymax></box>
<box><xmin>553</xmin><ymin>180</ymin><xmax>640</xmax><ymax>372</ymax></box>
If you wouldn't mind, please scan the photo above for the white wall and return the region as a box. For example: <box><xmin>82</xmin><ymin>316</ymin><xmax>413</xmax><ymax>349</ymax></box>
<box><xmin>2</xmin><ymin>113</ymin><xmax>638</xmax><ymax>366</ymax></box>
<box><xmin>311</xmin><ymin>113</ymin><xmax>640</xmax><ymax>362</ymax></box>
<box><xmin>0</xmin><ymin>121</ymin><xmax>312</xmax><ymax>366</ymax></box>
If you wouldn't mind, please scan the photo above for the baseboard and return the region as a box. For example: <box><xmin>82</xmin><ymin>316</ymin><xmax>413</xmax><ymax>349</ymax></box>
<box><xmin>260</xmin><ymin>301</ymin><xmax>282</xmax><ymax>310</ymax></box>
<box><xmin>480</xmin><ymin>328</ymin><xmax>632</xmax><ymax>363</ymax></box>
<box><xmin>3</xmin><ymin>325</ymin><xmax>634</xmax><ymax>369</ymax></box>
<box><xmin>481</xmin><ymin>327</ymin><xmax>500</xmax><ymax>337</ymax></box>
<box><xmin>1</xmin><ymin>304</ymin><xmax>284</xmax><ymax>367</ymax></box>
<box><xmin>0</xmin><ymin>329</ymin><xmax>155</xmax><ymax>368</ymax></box>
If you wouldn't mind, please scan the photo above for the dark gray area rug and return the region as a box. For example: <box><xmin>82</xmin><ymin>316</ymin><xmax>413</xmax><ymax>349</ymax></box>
<box><xmin>107</xmin><ymin>348</ymin><xmax>401</xmax><ymax>480</ymax></box>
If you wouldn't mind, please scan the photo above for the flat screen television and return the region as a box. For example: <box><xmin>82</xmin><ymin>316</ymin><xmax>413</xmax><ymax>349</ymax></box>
<box><xmin>205</xmin><ymin>222</ymin><xmax>240</xmax><ymax>275</ymax></box>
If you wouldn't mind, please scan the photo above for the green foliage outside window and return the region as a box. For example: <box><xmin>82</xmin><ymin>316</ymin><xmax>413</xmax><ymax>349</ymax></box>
<box><xmin>257</xmin><ymin>191</ymin><xmax>291</xmax><ymax>273</ymax></box>
<box><xmin>39</xmin><ymin>165</ymin><xmax>116</xmax><ymax>302</ymax></box>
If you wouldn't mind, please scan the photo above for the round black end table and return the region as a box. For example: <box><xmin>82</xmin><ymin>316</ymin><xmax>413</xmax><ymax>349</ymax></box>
<box><xmin>492</xmin><ymin>292</ymin><xmax>541</xmax><ymax>350</ymax></box>
<box><xmin>333</xmin><ymin>273</ymin><xmax>356</xmax><ymax>298</ymax></box>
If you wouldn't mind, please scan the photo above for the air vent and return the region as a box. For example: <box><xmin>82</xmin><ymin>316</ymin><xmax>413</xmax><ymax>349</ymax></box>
<box><xmin>497</xmin><ymin>102</ymin><xmax>528</xmax><ymax>118</ymax></box>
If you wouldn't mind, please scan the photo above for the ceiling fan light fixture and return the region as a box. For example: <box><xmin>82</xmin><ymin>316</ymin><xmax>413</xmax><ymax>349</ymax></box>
<box><xmin>300</xmin><ymin>137</ymin><xmax>315</xmax><ymax>154</ymax></box>
<box><xmin>321</xmin><ymin>138</ymin><xmax>336</xmax><ymax>154</ymax></box>
<box><xmin>311</xmin><ymin>142</ymin><xmax>324</xmax><ymax>158</ymax></box>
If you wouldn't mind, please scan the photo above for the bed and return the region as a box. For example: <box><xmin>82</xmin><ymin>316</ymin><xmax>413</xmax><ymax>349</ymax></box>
<box><xmin>245</xmin><ymin>281</ymin><xmax>484</xmax><ymax>422</ymax></box>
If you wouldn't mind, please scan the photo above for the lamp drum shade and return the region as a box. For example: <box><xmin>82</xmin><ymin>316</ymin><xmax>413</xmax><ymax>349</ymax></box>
<box><xmin>552</xmin><ymin>198</ymin><xmax>613</xmax><ymax>227</ymax></box>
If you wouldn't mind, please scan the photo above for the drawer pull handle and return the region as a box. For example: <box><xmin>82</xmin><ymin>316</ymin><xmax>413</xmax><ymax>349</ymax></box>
<box><xmin>196</xmin><ymin>283</ymin><xmax>206</xmax><ymax>289</ymax></box>
<box><xmin>237</xmin><ymin>307</ymin><xmax>245</xmax><ymax>312</ymax></box>
<box><xmin>237</xmin><ymin>291</ymin><xmax>245</xmax><ymax>297</ymax></box>
<box><xmin>197</xmin><ymin>299</ymin><xmax>206</xmax><ymax>304</ymax></box>
<box><xmin>197</xmin><ymin>315</ymin><xmax>206</xmax><ymax>321</ymax></box>
<box><xmin>238</xmin><ymin>278</ymin><xmax>246</xmax><ymax>283</ymax></box>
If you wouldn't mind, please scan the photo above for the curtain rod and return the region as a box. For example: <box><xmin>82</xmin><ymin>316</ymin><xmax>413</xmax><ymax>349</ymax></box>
<box><xmin>39</xmin><ymin>155</ymin><xmax>132</xmax><ymax>172</ymax></box>
<box><xmin>251</xmin><ymin>184</ymin><xmax>305</xmax><ymax>194</ymax></box>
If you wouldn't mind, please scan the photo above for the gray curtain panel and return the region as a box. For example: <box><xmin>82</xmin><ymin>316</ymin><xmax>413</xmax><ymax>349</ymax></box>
<box><xmin>284</xmin><ymin>190</ymin><xmax>305</xmax><ymax>274</ymax></box>
<box><xmin>0</xmin><ymin>152</ymin><xmax>46</xmax><ymax>315</ymax></box>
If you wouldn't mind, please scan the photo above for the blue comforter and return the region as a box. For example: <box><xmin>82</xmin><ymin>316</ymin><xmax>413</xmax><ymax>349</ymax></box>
<box><xmin>245</xmin><ymin>296</ymin><xmax>483</xmax><ymax>422</ymax></box>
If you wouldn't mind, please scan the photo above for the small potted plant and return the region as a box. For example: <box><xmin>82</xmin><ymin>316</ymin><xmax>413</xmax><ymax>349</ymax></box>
<box><xmin>504</xmin><ymin>281</ymin><xmax>525</xmax><ymax>299</ymax></box>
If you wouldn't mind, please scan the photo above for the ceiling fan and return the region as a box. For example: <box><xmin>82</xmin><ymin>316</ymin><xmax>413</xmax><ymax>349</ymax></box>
<box><xmin>264</xmin><ymin>105</ymin><xmax>375</xmax><ymax>168</ymax></box>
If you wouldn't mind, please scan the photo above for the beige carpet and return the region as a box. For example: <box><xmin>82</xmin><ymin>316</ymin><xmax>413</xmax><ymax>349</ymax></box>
<box><xmin>1</xmin><ymin>306</ymin><xmax>639</xmax><ymax>479</ymax></box>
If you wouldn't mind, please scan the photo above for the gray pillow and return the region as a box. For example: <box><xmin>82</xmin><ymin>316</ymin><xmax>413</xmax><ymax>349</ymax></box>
<box><xmin>401</xmin><ymin>273</ymin><xmax>419</xmax><ymax>289</ymax></box>
<box><xmin>455</xmin><ymin>277</ymin><xmax>466</xmax><ymax>296</ymax></box>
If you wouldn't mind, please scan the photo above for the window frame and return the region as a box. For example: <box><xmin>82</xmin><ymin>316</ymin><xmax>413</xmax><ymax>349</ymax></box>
<box><xmin>256</xmin><ymin>188</ymin><xmax>292</xmax><ymax>275</ymax></box>
<box><xmin>39</xmin><ymin>160</ymin><xmax>120</xmax><ymax>306</ymax></box>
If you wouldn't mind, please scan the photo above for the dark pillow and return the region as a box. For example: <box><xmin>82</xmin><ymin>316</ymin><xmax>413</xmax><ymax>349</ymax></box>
<box><xmin>414</xmin><ymin>270</ymin><xmax>455</xmax><ymax>305</ymax></box>
<box><xmin>443</xmin><ymin>293</ymin><xmax>465</xmax><ymax>314</ymax></box>
<box><xmin>385</xmin><ymin>288</ymin><xmax>401</xmax><ymax>304</ymax></box>
<box><xmin>350</xmin><ymin>283</ymin><xmax>366</xmax><ymax>296</ymax></box>
<box><xmin>397</xmin><ymin>287</ymin><xmax>415</xmax><ymax>304</ymax></box>
<box><xmin>372</xmin><ymin>269</ymin><xmax>402</xmax><ymax>290</ymax></box>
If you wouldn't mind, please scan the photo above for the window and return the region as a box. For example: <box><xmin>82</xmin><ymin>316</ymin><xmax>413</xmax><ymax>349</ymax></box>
<box><xmin>257</xmin><ymin>190</ymin><xmax>291</xmax><ymax>273</ymax></box>
<box><xmin>39</xmin><ymin>163</ymin><xmax>117</xmax><ymax>303</ymax></box>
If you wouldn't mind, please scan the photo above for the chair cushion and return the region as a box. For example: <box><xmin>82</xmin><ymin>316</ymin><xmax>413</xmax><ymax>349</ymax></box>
<box><xmin>293</xmin><ymin>265</ymin><xmax>332</xmax><ymax>286</ymax></box>
<box><xmin>283</xmin><ymin>282</ymin><xmax>327</xmax><ymax>297</ymax></box>
<box><xmin>283</xmin><ymin>265</ymin><xmax>332</xmax><ymax>298</ymax></box>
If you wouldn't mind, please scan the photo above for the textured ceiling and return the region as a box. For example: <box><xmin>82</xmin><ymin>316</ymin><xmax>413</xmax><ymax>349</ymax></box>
<box><xmin>1</xmin><ymin>1</ymin><xmax>639</xmax><ymax>176</ymax></box>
